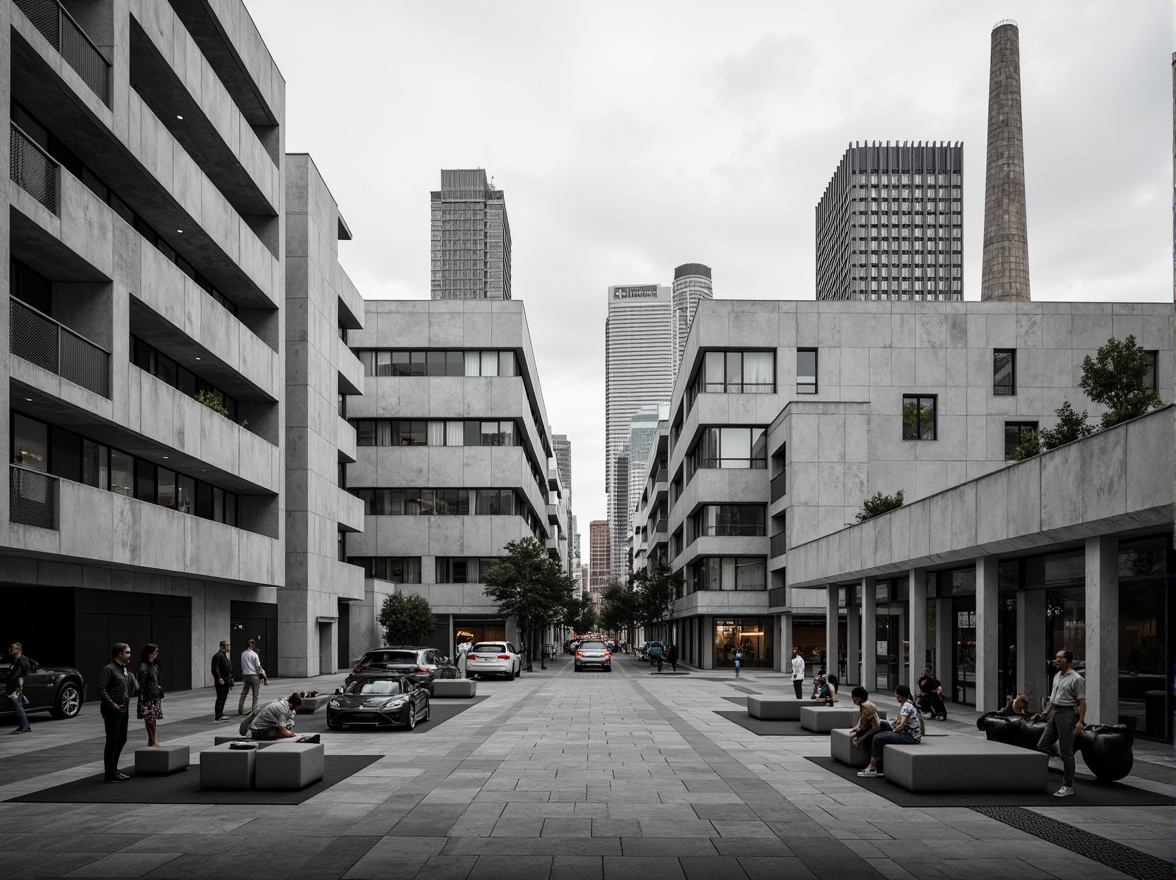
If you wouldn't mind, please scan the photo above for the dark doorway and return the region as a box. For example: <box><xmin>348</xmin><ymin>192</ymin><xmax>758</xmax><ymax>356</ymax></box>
<box><xmin>952</xmin><ymin>596</ymin><xmax>976</xmax><ymax>705</ymax></box>
<box><xmin>230</xmin><ymin>600</ymin><xmax>279</xmax><ymax>676</ymax></box>
<box><xmin>337</xmin><ymin>600</ymin><xmax>351</xmax><ymax>671</ymax></box>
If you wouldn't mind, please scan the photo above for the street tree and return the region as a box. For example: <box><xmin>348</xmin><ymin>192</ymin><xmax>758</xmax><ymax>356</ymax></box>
<box><xmin>483</xmin><ymin>538</ymin><xmax>575</xmax><ymax>671</ymax></box>
<box><xmin>1013</xmin><ymin>400</ymin><xmax>1094</xmax><ymax>459</ymax></box>
<box><xmin>378</xmin><ymin>593</ymin><xmax>436</xmax><ymax>646</ymax></box>
<box><xmin>1079</xmin><ymin>335</ymin><xmax>1161</xmax><ymax>428</ymax></box>
<box><xmin>598</xmin><ymin>581</ymin><xmax>636</xmax><ymax>646</ymax></box>
<box><xmin>631</xmin><ymin>561</ymin><xmax>682</xmax><ymax>641</ymax></box>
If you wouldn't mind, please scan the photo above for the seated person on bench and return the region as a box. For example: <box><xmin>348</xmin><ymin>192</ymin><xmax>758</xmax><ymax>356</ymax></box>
<box><xmin>999</xmin><ymin>693</ymin><xmax>1032</xmax><ymax>719</ymax></box>
<box><xmin>249</xmin><ymin>693</ymin><xmax>305</xmax><ymax>741</ymax></box>
<box><xmin>857</xmin><ymin>684</ymin><xmax>924</xmax><ymax>778</ymax></box>
<box><xmin>812</xmin><ymin>673</ymin><xmax>838</xmax><ymax>706</ymax></box>
<box><xmin>849</xmin><ymin>687</ymin><xmax>882</xmax><ymax>749</ymax></box>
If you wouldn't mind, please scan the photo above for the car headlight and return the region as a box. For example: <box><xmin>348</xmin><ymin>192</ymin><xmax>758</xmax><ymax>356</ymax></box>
<box><xmin>382</xmin><ymin>697</ymin><xmax>408</xmax><ymax>709</ymax></box>
<box><xmin>328</xmin><ymin>699</ymin><xmax>341</xmax><ymax>708</ymax></box>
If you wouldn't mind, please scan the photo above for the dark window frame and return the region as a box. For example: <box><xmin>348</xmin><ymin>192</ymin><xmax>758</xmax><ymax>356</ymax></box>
<box><xmin>993</xmin><ymin>349</ymin><xmax>1016</xmax><ymax>396</ymax></box>
<box><xmin>902</xmin><ymin>395</ymin><xmax>938</xmax><ymax>441</ymax></box>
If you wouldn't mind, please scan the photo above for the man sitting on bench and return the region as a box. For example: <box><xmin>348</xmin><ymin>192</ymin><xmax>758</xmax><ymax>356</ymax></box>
<box><xmin>857</xmin><ymin>684</ymin><xmax>924</xmax><ymax>778</ymax></box>
<box><xmin>849</xmin><ymin>687</ymin><xmax>883</xmax><ymax>750</ymax></box>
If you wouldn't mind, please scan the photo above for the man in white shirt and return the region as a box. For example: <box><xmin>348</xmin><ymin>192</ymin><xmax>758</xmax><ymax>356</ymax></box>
<box><xmin>790</xmin><ymin>647</ymin><xmax>806</xmax><ymax>699</ymax></box>
<box><xmin>236</xmin><ymin>639</ymin><xmax>267</xmax><ymax>716</ymax></box>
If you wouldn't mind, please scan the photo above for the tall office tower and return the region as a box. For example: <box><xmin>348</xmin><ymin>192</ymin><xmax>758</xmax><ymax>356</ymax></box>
<box><xmin>589</xmin><ymin>520</ymin><xmax>610</xmax><ymax>591</ymax></box>
<box><xmin>672</xmin><ymin>263</ymin><xmax>713</xmax><ymax>371</ymax></box>
<box><xmin>816</xmin><ymin>142</ymin><xmax>964</xmax><ymax>302</ymax></box>
<box><xmin>570</xmin><ymin>515</ymin><xmax>582</xmax><ymax>586</ymax></box>
<box><xmin>620</xmin><ymin>403</ymin><xmax>668</xmax><ymax>574</ymax></box>
<box><xmin>981</xmin><ymin>21</ymin><xmax>1031</xmax><ymax>302</ymax></box>
<box><xmin>609</xmin><ymin>446</ymin><xmax>630</xmax><ymax>579</ymax></box>
<box><xmin>430</xmin><ymin>169</ymin><xmax>511</xmax><ymax>301</ymax></box>
<box><xmin>605</xmin><ymin>284</ymin><xmax>673</xmax><ymax>579</ymax></box>
<box><xmin>553</xmin><ymin>434</ymin><xmax>572</xmax><ymax>512</ymax></box>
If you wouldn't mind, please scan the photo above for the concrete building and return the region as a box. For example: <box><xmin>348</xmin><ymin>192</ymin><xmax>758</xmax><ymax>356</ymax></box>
<box><xmin>282</xmin><ymin>154</ymin><xmax>366</xmax><ymax>676</ymax></box>
<box><xmin>981</xmin><ymin>21</ymin><xmax>1031</xmax><ymax>302</ymax></box>
<box><xmin>672</xmin><ymin>263</ymin><xmax>713</xmax><ymax>370</ymax></box>
<box><xmin>1</xmin><ymin>0</ymin><xmax>290</xmax><ymax>693</ymax></box>
<box><xmin>430</xmin><ymin>169</ymin><xmax>511</xmax><ymax>301</ymax></box>
<box><xmin>605</xmin><ymin>283</ymin><xmax>672</xmax><ymax>580</ymax></box>
<box><xmin>631</xmin><ymin>298</ymin><xmax>1172</xmax><ymax>742</ymax></box>
<box><xmin>816</xmin><ymin>142</ymin><xmax>964</xmax><ymax>302</ymax></box>
<box><xmin>552</xmin><ymin>433</ymin><xmax>576</xmax><ymax>576</ymax></box>
<box><xmin>345</xmin><ymin>300</ymin><xmax>565</xmax><ymax>653</ymax></box>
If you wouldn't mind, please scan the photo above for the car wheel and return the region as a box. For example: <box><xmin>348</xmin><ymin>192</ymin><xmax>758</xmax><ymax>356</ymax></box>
<box><xmin>50</xmin><ymin>682</ymin><xmax>82</xmax><ymax>719</ymax></box>
<box><xmin>514</xmin><ymin>664</ymin><xmax>520</xmax><ymax>679</ymax></box>
<box><xmin>327</xmin><ymin>720</ymin><xmax>342</xmax><ymax>731</ymax></box>
<box><xmin>422</xmin><ymin>702</ymin><xmax>430</xmax><ymax>723</ymax></box>
<box><xmin>406</xmin><ymin>705</ymin><xmax>416</xmax><ymax>730</ymax></box>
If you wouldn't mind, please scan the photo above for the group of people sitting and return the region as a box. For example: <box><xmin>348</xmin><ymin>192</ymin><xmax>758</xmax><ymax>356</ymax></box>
<box><xmin>808</xmin><ymin>663</ymin><xmax>948</xmax><ymax>722</ymax></box>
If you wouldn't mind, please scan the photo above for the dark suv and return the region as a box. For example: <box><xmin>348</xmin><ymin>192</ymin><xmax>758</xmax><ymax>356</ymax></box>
<box><xmin>345</xmin><ymin>647</ymin><xmax>458</xmax><ymax>694</ymax></box>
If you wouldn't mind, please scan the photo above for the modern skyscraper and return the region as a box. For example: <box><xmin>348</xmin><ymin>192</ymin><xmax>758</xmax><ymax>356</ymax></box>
<box><xmin>588</xmin><ymin>519</ymin><xmax>610</xmax><ymax>592</ymax></box>
<box><xmin>604</xmin><ymin>284</ymin><xmax>673</xmax><ymax>580</ymax></box>
<box><xmin>430</xmin><ymin>169</ymin><xmax>511</xmax><ymax>301</ymax></box>
<box><xmin>672</xmin><ymin>263</ymin><xmax>713</xmax><ymax>370</ymax></box>
<box><xmin>981</xmin><ymin>21</ymin><xmax>1031</xmax><ymax>302</ymax></box>
<box><xmin>553</xmin><ymin>434</ymin><xmax>575</xmax><ymax>575</ymax></box>
<box><xmin>816</xmin><ymin>142</ymin><xmax>964</xmax><ymax>302</ymax></box>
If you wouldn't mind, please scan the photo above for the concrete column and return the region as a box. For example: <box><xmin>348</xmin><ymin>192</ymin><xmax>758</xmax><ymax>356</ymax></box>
<box><xmin>861</xmin><ymin>577</ymin><xmax>876</xmax><ymax>691</ymax></box>
<box><xmin>1085</xmin><ymin>536</ymin><xmax>1119</xmax><ymax>725</ymax></box>
<box><xmin>825</xmin><ymin>585</ymin><xmax>838</xmax><ymax>680</ymax></box>
<box><xmin>907</xmin><ymin>568</ymin><xmax>927</xmax><ymax>688</ymax></box>
<box><xmin>846</xmin><ymin>602</ymin><xmax>860</xmax><ymax>686</ymax></box>
<box><xmin>976</xmin><ymin>556</ymin><xmax>1000</xmax><ymax>712</ymax></box>
<box><xmin>1016</xmin><ymin>590</ymin><xmax>1048</xmax><ymax>709</ymax></box>
<box><xmin>780</xmin><ymin>612</ymin><xmax>794</xmax><ymax>675</ymax></box>
<box><xmin>935</xmin><ymin>596</ymin><xmax>952</xmax><ymax>701</ymax></box>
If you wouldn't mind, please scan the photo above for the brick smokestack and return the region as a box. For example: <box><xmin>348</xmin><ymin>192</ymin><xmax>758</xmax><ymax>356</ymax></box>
<box><xmin>981</xmin><ymin>21</ymin><xmax>1031</xmax><ymax>301</ymax></box>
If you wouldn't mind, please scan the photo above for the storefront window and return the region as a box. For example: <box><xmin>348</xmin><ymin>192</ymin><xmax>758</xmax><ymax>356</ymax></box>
<box><xmin>1118</xmin><ymin>578</ymin><xmax>1169</xmax><ymax>741</ymax></box>
<box><xmin>713</xmin><ymin>618</ymin><xmax>772</xmax><ymax>668</ymax></box>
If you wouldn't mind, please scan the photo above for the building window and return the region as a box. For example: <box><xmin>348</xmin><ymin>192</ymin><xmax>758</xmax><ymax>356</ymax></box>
<box><xmin>690</xmin><ymin>557</ymin><xmax>766</xmax><ymax>592</ymax></box>
<box><xmin>1143</xmin><ymin>351</ymin><xmax>1158</xmax><ymax>392</ymax></box>
<box><xmin>352</xmin><ymin>419</ymin><xmax>520</xmax><ymax>448</ymax></box>
<box><xmin>356</xmin><ymin>349</ymin><xmax>518</xmax><ymax>378</ymax></box>
<box><xmin>687</xmin><ymin>427</ymin><xmax>767</xmax><ymax>476</ymax></box>
<box><xmin>902</xmin><ymin>395</ymin><xmax>937</xmax><ymax>440</ymax></box>
<box><xmin>797</xmin><ymin>349</ymin><xmax>818</xmax><ymax>394</ymax></box>
<box><xmin>435</xmin><ymin>557</ymin><xmax>495</xmax><ymax>583</ymax></box>
<box><xmin>349</xmin><ymin>557</ymin><xmax>422</xmax><ymax>583</ymax></box>
<box><xmin>1004</xmin><ymin>422</ymin><xmax>1038</xmax><ymax>460</ymax></box>
<box><xmin>993</xmin><ymin>349</ymin><xmax>1016</xmax><ymax>395</ymax></box>
<box><xmin>694</xmin><ymin>351</ymin><xmax>775</xmax><ymax>396</ymax></box>
<box><xmin>689</xmin><ymin>505</ymin><xmax>766</xmax><ymax>540</ymax></box>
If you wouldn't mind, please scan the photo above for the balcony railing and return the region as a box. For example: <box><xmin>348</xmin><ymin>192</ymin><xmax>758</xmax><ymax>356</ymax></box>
<box><xmin>10</xmin><ymin>465</ymin><xmax>58</xmax><ymax>529</ymax></box>
<box><xmin>770</xmin><ymin>471</ymin><xmax>787</xmax><ymax>502</ymax></box>
<box><xmin>770</xmin><ymin>532</ymin><xmax>787</xmax><ymax>558</ymax></box>
<box><xmin>10</xmin><ymin>123</ymin><xmax>58</xmax><ymax>212</ymax></box>
<box><xmin>14</xmin><ymin>0</ymin><xmax>111</xmax><ymax>104</ymax></box>
<box><xmin>10</xmin><ymin>298</ymin><xmax>111</xmax><ymax>397</ymax></box>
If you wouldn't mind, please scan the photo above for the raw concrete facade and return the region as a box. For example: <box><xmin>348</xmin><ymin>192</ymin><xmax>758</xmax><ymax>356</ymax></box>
<box><xmin>345</xmin><ymin>300</ymin><xmax>566</xmax><ymax>654</ymax></box>
<box><xmin>1</xmin><ymin>0</ymin><xmax>287</xmax><ymax>691</ymax></box>
<box><xmin>282</xmin><ymin>154</ymin><xmax>366</xmax><ymax>676</ymax></box>
<box><xmin>981</xmin><ymin>21</ymin><xmax>1031</xmax><ymax>302</ymax></box>
<box><xmin>631</xmin><ymin>298</ymin><xmax>1172</xmax><ymax>694</ymax></box>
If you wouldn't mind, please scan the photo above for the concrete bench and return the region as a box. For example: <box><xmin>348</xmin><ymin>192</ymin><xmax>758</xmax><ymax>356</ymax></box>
<box><xmin>747</xmin><ymin>696</ymin><xmax>806</xmax><ymax>720</ymax></box>
<box><xmin>199</xmin><ymin>742</ymin><xmax>257</xmax><ymax>790</ymax></box>
<box><xmin>134</xmin><ymin>744</ymin><xmax>190</xmax><ymax>775</ymax></box>
<box><xmin>255</xmin><ymin>742</ymin><xmax>325</xmax><ymax>790</ymax></box>
<box><xmin>801</xmin><ymin>705</ymin><xmax>861</xmax><ymax>733</ymax></box>
<box><xmin>830</xmin><ymin>728</ymin><xmax>870</xmax><ymax>767</ymax></box>
<box><xmin>432</xmin><ymin>679</ymin><xmax>477</xmax><ymax>698</ymax></box>
<box><xmin>883</xmin><ymin>737</ymin><xmax>1049</xmax><ymax>793</ymax></box>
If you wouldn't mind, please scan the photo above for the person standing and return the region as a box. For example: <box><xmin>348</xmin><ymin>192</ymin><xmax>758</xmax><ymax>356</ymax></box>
<box><xmin>790</xmin><ymin>647</ymin><xmax>806</xmax><ymax>699</ymax></box>
<box><xmin>734</xmin><ymin>649</ymin><xmax>742</xmax><ymax>679</ymax></box>
<box><xmin>4</xmin><ymin>642</ymin><xmax>33</xmax><ymax>733</ymax></box>
<box><xmin>455</xmin><ymin>637</ymin><xmax>472</xmax><ymax>679</ymax></box>
<box><xmin>97</xmin><ymin>643</ymin><xmax>138</xmax><ymax>781</ymax></box>
<box><xmin>237</xmin><ymin>639</ymin><xmax>266</xmax><ymax>716</ymax></box>
<box><xmin>136</xmin><ymin>644</ymin><xmax>163</xmax><ymax>747</ymax></box>
<box><xmin>1032</xmin><ymin>649</ymin><xmax>1087</xmax><ymax>797</ymax></box>
<box><xmin>211</xmin><ymin>640</ymin><xmax>234</xmax><ymax>722</ymax></box>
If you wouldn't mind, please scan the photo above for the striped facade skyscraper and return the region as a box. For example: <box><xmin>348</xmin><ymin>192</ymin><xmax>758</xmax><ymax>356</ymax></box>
<box><xmin>430</xmin><ymin>169</ymin><xmax>511</xmax><ymax>301</ymax></box>
<box><xmin>672</xmin><ymin>263</ymin><xmax>713</xmax><ymax>370</ymax></box>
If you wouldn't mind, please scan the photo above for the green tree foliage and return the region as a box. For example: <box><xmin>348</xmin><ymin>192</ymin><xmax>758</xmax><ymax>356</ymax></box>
<box><xmin>483</xmin><ymin>538</ymin><xmax>575</xmax><ymax>667</ymax></box>
<box><xmin>630</xmin><ymin>561</ymin><xmax>682</xmax><ymax>634</ymax></box>
<box><xmin>1013</xmin><ymin>401</ymin><xmax>1094</xmax><ymax>460</ymax></box>
<box><xmin>1079</xmin><ymin>335</ymin><xmax>1162</xmax><ymax>428</ymax></box>
<box><xmin>598</xmin><ymin>581</ymin><xmax>636</xmax><ymax>643</ymax></box>
<box><xmin>378</xmin><ymin>593</ymin><xmax>436</xmax><ymax>646</ymax></box>
<box><xmin>855</xmin><ymin>489</ymin><xmax>904</xmax><ymax>523</ymax></box>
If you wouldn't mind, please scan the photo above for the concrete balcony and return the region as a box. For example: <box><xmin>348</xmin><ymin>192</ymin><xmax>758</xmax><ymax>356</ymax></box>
<box><xmin>10</xmin><ymin>298</ymin><xmax>110</xmax><ymax>398</ymax></box>
<box><xmin>335</xmin><ymin>415</ymin><xmax>357</xmax><ymax>464</ymax></box>
<box><xmin>7</xmin><ymin>476</ymin><xmax>281</xmax><ymax>586</ymax></box>
<box><xmin>336</xmin><ymin>485</ymin><xmax>364</xmax><ymax>534</ymax></box>
<box><xmin>12</xmin><ymin>0</ymin><xmax>111</xmax><ymax>107</ymax></box>
<box><xmin>336</xmin><ymin>334</ymin><xmax>363</xmax><ymax>396</ymax></box>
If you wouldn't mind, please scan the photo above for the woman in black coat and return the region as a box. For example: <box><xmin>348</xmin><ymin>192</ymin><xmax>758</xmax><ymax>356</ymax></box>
<box><xmin>137</xmin><ymin>643</ymin><xmax>163</xmax><ymax>747</ymax></box>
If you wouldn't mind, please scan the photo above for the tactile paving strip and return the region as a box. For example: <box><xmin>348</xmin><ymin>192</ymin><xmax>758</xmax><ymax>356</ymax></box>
<box><xmin>971</xmin><ymin>806</ymin><xmax>1171</xmax><ymax>880</ymax></box>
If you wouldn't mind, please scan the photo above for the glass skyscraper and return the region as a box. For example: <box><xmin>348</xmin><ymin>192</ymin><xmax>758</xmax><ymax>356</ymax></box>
<box><xmin>430</xmin><ymin>169</ymin><xmax>511</xmax><ymax>300</ymax></box>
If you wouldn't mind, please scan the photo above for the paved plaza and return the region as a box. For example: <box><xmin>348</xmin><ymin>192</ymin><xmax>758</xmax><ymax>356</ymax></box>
<box><xmin>0</xmin><ymin>655</ymin><xmax>1171</xmax><ymax>879</ymax></box>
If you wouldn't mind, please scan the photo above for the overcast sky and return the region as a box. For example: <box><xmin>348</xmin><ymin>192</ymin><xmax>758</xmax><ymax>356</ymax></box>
<box><xmin>245</xmin><ymin>0</ymin><xmax>1171</xmax><ymax>532</ymax></box>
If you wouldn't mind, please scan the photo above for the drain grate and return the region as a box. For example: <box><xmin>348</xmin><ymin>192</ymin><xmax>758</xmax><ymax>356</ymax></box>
<box><xmin>971</xmin><ymin>806</ymin><xmax>1172</xmax><ymax>880</ymax></box>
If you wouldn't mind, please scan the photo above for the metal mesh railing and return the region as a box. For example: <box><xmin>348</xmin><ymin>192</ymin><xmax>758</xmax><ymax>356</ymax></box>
<box><xmin>10</xmin><ymin>298</ymin><xmax>111</xmax><ymax>397</ymax></box>
<box><xmin>770</xmin><ymin>532</ymin><xmax>787</xmax><ymax>558</ymax></box>
<box><xmin>10</xmin><ymin>123</ymin><xmax>58</xmax><ymax>212</ymax></box>
<box><xmin>14</xmin><ymin>0</ymin><xmax>111</xmax><ymax>104</ymax></box>
<box><xmin>770</xmin><ymin>471</ymin><xmax>787</xmax><ymax>502</ymax></box>
<box><xmin>10</xmin><ymin>466</ymin><xmax>58</xmax><ymax>530</ymax></box>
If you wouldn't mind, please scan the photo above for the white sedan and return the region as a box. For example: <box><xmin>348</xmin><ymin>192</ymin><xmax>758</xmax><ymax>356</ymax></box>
<box><xmin>465</xmin><ymin>641</ymin><xmax>522</xmax><ymax>680</ymax></box>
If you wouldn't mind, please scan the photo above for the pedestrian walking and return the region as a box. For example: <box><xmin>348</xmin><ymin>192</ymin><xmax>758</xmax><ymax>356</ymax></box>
<box><xmin>4</xmin><ymin>642</ymin><xmax>33</xmax><ymax>733</ymax></box>
<box><xmin>790</xmin><ymin>647</ymin><xmax>805</xmax><ymax>699</ymax></box>
<box><xmin>455</xmin><ymin>637</ymin><xmax>472</xmax><ymax>679</ymax></box>
<box><xmin>1032</xmin><ymin>649</ymin><xmax>1087</xmax><ymax>797</ymax></box>
<box><xmin>211</xmin><ymin>639</ymin><xmax>234</xmax><ymax>721</ymax></box>
<box><xmin>666</xmin><ymin>643</ymin><xmax>679</xmax><ymax>672</ymax></box>
<box><xmin>734</xmin><ymin>649</ymin><xmax>742</xmax><ymax>679</ymax></box>
<box><xmin>237</xmin><ymin>638</ymin><xmax>267</xmax><ymax>716</ymax></box>
<box><xmin>136</xmin><ymin>644</ymin><xmax>163</xmax><ymax>747</ymax></box>
<box><xmin>97</xmin><ymin>643</ymin><xmax>138</xmax><ymax>781</ymax></box>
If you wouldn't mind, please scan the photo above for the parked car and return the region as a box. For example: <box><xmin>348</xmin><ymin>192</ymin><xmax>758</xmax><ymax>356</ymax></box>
<box><xmin>345</xmin><ymin>647</ymin><xmax>458</xmax><ymax>694</ymax></box>
<box><xmin>326</xmin><ymin>675</ymin><xmax>430</xmax><ymax>730</ymax></box>
<box><xmin>465</xmin><ymin>641</ymin><xmax>521</xmax><ymax>680</ymax></box>
<box><xmin>574</xmin><ymin>640</ymin><xmax>612</xmax><ymax>672</ymax></box>
<box><xmin>0</xmin><ymin>657</ymin><xmax>85</xmax><ymax>721</ymax></box>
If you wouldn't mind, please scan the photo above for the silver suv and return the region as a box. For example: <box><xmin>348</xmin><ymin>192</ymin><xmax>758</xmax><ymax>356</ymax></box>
<box><xmin>346</xmin><ymin>647</ymin><xmax>458</xmax><ymax>693</ymax></box>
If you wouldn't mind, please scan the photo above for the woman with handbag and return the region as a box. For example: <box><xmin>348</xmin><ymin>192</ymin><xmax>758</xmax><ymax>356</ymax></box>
<box><xmin>137</xmin><ymin>643</ymin><xmax>164</xmax><ymax>747</ymax></box>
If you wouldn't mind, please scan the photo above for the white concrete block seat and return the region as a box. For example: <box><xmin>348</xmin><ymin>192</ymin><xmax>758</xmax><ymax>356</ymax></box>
<box><xmin>431</xmin><ymin>679</ymin><xmax>477</xmax><ymax>698</ymax></box>
<box><xmin>747</xmin><ymin>696</ymin><xmax>806</xmax><ymax>720</ymax></box>
<box><xmin>255</xmin><ymin>742</ymin><xmax>325</xmax><ymax>790</ymax></box>
<box><xmin>800</xmin><ymin>705</ymin><xmax>886</xmax><ymax>733</ymax></box>
<box><xmin>199</xmin><ymin>742</ymin><xmax>257</xmax><ymax>790</ymax></box>
<box><xmin>830</xmin><ymin>728</ymin><xmax>871</xmax><ymax>767</ymax></box>
<box><xmin>882</xmin><ymin>737</ymin><xmax>1049</xmax><ymax>793</ymax></box>
<box><xmin>133</xmin><ymin>744</ymin><xmax>190</xmax><ymax>775</ymax></box>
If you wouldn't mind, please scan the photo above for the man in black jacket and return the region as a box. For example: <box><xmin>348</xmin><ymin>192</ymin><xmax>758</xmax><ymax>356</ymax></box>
<box><xmin>4</xmin><ymin>643</ymin><xmax>33</xmax><ymax>733</ymax></box>
<box><xmin>916</xmin><ymin>665</ymin><xmax>947</xmax><ymax>721</ymax></box>
<box><xmin>97</xmin><ymin>643</ymin><xmax>137</xmax><ymax>781</ymax></box>
<box><xmin>211</xmin><ymin>640</ymin><xmax>234</xmax><ymax>722</ymax></box>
